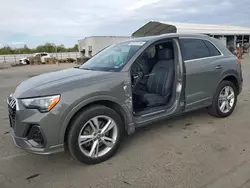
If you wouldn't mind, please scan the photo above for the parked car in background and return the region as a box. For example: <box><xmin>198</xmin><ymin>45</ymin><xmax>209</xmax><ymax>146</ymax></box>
<box><xmin>34</xmin><ymin>52</ymin><xmax>51</xmax><ymax>63</ymax></box>
<box><xmin>19</xmin><ymin>52</ymin><xmax>51</xmax><ymax>64</ymax></box>
<box><xmin>19</xmin><ymin>57</ymin><xmax>30</xmax><ymax>65</ymax></box>
<box><xmin>8</xmin><ymin>34</ymin><xmax>242</xmax><ymax>164</ymax></box>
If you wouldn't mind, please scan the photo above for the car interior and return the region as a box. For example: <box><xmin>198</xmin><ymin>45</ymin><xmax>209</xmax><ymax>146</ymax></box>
<box><xmin>130</xmin><ymin>41</ymin><xmax>176</xmax><ymax>115</ymax></box>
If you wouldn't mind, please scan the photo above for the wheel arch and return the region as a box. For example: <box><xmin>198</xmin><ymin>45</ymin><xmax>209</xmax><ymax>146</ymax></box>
<box><xmin>61</xmin><ymin>98</ymin><xmax>132</xmax><ymax>147</ymax></box>
<box><xmin>208</xmin><ymin>74</ymin><xmax>239</xmax><ymax>118</ymax></box>
<box><xmin>220</xmin><ymin>74</ymin><xmax>240</xmax><ymax>94</ymax></box>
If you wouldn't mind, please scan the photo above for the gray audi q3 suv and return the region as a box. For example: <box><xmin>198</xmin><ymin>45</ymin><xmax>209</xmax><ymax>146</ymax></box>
<box><xmin>7</xmin><ymin>33</ymin><xmax>243</xmax><ymax>164</ymax></box>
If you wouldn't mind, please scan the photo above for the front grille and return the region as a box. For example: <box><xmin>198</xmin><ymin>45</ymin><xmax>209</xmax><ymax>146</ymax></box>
<box><xmin>8</xmin><ymin>94</ymin><xmax>16</xmax><ymax>128</ymax></box>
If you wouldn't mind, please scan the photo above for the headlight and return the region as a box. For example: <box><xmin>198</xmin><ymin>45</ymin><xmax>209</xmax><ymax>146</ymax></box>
<box><xmin>21</xmin><ymin>95</ymin><xmax>60</xmax><ymax>112</ymax></box>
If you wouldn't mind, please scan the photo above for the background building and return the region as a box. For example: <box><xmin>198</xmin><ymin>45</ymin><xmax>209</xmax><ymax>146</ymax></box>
<box><xmin>78</xmin><ymin>21</ymin><xmax>250</xmax><ymax>59</ymax></box>
<box><xmin>78</xmin><ymin>36</ymin><xmax>131</xmax><ymax>58</ymax></box>
<box><xmin>132</xmin><ymin>21</ymin><xmax>250</xmax><ymax>54</ymax></box>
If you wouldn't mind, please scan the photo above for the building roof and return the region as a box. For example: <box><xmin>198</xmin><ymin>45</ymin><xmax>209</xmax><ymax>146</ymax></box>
<box><xmin>132</xmin><ymin>21</ymin><xmax>250</xmax><ymax>37</ymax></box>
<box><xmin>78</xmin><ymin>36</ymin><xmax>130</xmax><ymax>41</ymax></box>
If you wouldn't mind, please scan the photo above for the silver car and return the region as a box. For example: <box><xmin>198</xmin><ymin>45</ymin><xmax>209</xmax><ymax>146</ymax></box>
<box><xmin>7</xmin><ymin>34</ymin><xmax>243</xmax><ymax>164</ymax></box>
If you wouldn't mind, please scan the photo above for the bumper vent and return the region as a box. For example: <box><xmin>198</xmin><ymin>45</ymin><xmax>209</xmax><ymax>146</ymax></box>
<box><xmin>27</xmin><ymin>125</ymin><xmax>45</xmax><ymax>147</ymax></box>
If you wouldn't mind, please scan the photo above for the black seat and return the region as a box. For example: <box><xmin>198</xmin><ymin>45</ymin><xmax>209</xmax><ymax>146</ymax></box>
<box><xmin>141</xmin><ymin>48</ymin><xmax>175</xmax><ymax>107</ymax></box>
<box><xmin>131</xmin><ymin>49</ymin><xmax>156</xmax><ymax>92</ymax></box>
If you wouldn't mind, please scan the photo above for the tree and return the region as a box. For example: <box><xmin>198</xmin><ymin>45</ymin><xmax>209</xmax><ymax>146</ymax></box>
<box><xmin>57</xmin><ymin>44</ymin><xmax>66</xmax><ymax>52</ymax></box>
<box><xmin>19</xmin><ymin>45</ymin><xmax>31</xmax><ymax>54</ymax></box>
<box><xmin>0</xmin><ymin>43</ymin><xmax>79</xmax><ymax>55</ymax></box>
<box><xmin>36</xmin><ymin>43</ymin><xmax>55</xmax><ymax>53</ymax></box>
<box><xmin>0</xmin><ymin>46</ymin><xmax>14</xmax><ymax>55</ymax></box>
<box><xmin>72</xmin><ymin>44</ymin><xmax>79</xmax><ymax>52</ymax></box>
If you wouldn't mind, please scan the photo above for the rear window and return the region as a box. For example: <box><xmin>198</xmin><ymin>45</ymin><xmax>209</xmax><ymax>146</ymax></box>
<box><xmin>180</xmin><ymin>39</ymin><xmax>210</xmax><ymax>61</ymax></box>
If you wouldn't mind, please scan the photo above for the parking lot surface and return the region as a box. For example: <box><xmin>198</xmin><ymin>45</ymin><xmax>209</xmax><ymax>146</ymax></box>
<box><xmin>1</xmin><ymin>59</ymin><xmax>250</xmax><ymax>188</ymax></box>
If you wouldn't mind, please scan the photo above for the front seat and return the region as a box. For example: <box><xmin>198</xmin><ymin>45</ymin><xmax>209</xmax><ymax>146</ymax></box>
<box><xmin>142</xmin><ymin>48</ymin><xmax>175</xmax><ymax>107</ymax></box>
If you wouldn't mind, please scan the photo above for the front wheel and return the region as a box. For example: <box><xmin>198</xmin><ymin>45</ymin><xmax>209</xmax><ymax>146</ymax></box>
<box><xmin>208</xmin><ymin>80</ymin><xmax>237</xmax><ymax>118</ymax></box>
<box><xmin>67</xmin><ymin>105</ymin><xmax>124</xmax><ymax>164</ymax></box>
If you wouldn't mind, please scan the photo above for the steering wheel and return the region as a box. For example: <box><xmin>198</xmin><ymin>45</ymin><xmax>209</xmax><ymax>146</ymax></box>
<box><xmin>131</xmin><ymin>60</ymin><xmax>144</xmax><ymax>91</ymax></box>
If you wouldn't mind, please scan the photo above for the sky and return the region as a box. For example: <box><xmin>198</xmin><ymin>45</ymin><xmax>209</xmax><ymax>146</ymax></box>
<box><xmin>0</xmin><ymin>0</ymin><xmax>250</xmax><ymax>47</ymax></box>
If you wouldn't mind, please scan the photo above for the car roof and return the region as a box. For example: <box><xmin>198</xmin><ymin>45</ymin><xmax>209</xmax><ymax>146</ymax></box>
<box><xmin>125</xmin><ymin>33</ymin><xmax>233</xmax><ymax>57</ymax></box>
<box><xmin>125</xmin><ymin>33</ymin><xmax>211</xmax><ymax>43</ymax></box>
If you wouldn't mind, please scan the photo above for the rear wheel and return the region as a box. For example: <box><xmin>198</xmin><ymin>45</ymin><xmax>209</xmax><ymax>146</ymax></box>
<box><xmin>67</xmin><ymin>105</ymin><xmax>124</xmax><ymax>164</ymax></box>
<box><xmin>208</xmin><ymin>80</ymin><xmax>237</xmax><ymax>117</ymax></box>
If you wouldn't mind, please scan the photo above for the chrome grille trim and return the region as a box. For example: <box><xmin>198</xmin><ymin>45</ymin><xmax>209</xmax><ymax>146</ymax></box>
<box><xmin>8</xmin><ymin>94</ymin><xmax>17</xmax><ymax>128</ymax></box>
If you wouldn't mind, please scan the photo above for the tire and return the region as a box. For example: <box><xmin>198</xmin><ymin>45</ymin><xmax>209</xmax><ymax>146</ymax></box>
<box><xmin>67</xmin><ymin>105</ymin><xmax>124</xmax><ymax>164</ymax></box>
<box><xmin>208</xmin><ymin>80</ymin><xmax>237</xmax><ymax>118</ymax></box>
<box><xmin>25</xmin><ymin>59</ymin><xmax>30</xmax><ymax>65</ymax></box>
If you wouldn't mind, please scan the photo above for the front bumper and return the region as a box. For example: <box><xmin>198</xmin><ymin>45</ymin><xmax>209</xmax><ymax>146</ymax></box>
<box><xmin>12</xmin><ymin>132</ymin><xmax>64</xmax><ymax>155</ymax></box>
<box><xmin>7</xmin><ymin>94</ymin><xmax>65</xmax><ymax>155</ymax></box>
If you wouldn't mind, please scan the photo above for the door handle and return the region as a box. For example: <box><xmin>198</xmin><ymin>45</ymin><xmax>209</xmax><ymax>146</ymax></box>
<box><xmin>215</xmin><ymin>65</ymin><xmax>223</xmax><ymax>69</ymax></box>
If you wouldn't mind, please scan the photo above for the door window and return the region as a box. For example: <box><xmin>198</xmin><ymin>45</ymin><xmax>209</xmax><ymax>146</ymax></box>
<box><xmin>41</xmin><ymin>53</ymin><xmax>48</xmax><ymax>57</ymax></box>
<box><xmin>180</xmin><ymin>39</ymin><xmax>210</xmax><ymax>61</ymax></box>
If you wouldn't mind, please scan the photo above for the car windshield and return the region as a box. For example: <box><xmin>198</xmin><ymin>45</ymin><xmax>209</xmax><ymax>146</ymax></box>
<box><xmin>80</xmin><ymin>41</ymin><xmax>146</xmax><ymax>72</ymax></box>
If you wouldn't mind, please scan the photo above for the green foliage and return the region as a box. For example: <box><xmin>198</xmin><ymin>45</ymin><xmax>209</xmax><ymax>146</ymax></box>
<box><xmin>0</xmin><ymin>43</ymin><xmax>79</xmax><ymax>55</ymax></box>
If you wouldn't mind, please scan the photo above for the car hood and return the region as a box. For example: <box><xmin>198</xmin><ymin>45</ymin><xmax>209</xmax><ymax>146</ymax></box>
<box><xmin>14</xmin><ymin>68</ymin><xmax>110</xmax><ymax>98</ymax></box>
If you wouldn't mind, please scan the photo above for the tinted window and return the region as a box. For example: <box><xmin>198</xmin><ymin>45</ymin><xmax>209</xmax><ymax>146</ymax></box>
<box><xmin>180</xmin><ymin>39</ymin><xmax>210</xmax><ymax>61</ymax></box>
<box><xmin>203</xmin><ymin>40</ymin><xmax>221</xmax><ymax>56</ymax></box>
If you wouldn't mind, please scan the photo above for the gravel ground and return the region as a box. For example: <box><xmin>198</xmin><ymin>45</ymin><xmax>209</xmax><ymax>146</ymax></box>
<box><xmin>0</xmin><ymin>59</ymin><xmax>250</xmax><ymax>188</ymax></box>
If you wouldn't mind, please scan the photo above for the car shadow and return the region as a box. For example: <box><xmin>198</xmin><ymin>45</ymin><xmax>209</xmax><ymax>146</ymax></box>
<box><xmin>119</xmin><ymin>108</ymin><xmax>212</xmax><ymax>152</ymax></box>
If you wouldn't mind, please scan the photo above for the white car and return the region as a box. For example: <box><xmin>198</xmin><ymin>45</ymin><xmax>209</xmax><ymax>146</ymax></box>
<box><xmin>19</xmin><ymin>57</ymin><xmax>29</xmax><ymax>65</ymax></box>
<box><xmin>19</xmin><ymin>52</ymin><xmax>51</xmax><ymax>64</ymax></box>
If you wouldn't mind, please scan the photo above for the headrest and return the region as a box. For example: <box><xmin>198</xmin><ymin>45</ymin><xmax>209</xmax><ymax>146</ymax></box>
<box><xmin>158</xmin><ymin>48</ymin><xmax>173</xmax><ymax>60</ymax></box>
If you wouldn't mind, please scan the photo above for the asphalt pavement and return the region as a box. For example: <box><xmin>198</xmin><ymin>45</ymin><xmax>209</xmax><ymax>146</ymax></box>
<box><xmin>0</xmin><ymin>59</ymin><xmax>250</xmax><ymax>188</ymax></box>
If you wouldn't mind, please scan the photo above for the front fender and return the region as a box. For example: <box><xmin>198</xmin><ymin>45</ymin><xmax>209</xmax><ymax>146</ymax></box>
<box><xmin>58</xmin><ymin>95</ymin><xmax>133</xmax><ymax>144</ymax></box>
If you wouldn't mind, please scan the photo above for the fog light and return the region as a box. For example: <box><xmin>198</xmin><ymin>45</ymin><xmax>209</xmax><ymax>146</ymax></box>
<box><xmin>27</xmin><ymin>125</ymin><xmax>44</xmax><ymax>147</ymax></box>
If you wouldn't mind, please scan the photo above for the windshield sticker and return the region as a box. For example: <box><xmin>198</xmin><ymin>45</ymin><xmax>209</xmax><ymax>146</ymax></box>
<box><xmin>128</xmin><ymin>42</ymin><xmax>146</xmax><ymax>46</ymax></box>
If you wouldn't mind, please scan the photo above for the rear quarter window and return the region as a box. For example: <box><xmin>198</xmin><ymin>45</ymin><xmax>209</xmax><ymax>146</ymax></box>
<box><xmin>179</xmin><ymin>38</ymin><xmax>210</xmax><ymax>61</ymax></box>
<box><xmin>203</xmin><ymin>40</ymin><xmax>221</xmax><ymax>56</ymax></box>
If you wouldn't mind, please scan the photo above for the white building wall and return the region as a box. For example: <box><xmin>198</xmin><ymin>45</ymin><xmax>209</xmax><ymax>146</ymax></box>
<box><xmin>218</xmin><ymin>36</ymin><xmax>227</xmax><ymax>46</ymax></box>
<box><xmin>78</xmin><ymin>36</ymin><xmax>131</xmax><ymax>58</ymax></box>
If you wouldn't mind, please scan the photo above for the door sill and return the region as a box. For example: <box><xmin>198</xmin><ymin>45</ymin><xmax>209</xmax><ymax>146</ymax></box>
<box><xmin>141</xmin><ymin>109</ymin><xmax>166</xmax><ymax>117</ymax></box>
<box><xmin>133</xmin><ymin>100</ymin><xmax>174</xmax><ymax>117</ymax></box>
<box><xmin>133</xmin><ymin>106</ymin><xmax>166</xmax><ymax>117</ymax></box>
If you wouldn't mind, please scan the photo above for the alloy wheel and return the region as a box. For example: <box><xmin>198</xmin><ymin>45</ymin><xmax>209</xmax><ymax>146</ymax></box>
<box><xmin>78</xmin><ymin>115</ymin><xmax>118</xmax><ymax>158</ymax></box>
<box><xmin>218</xmin><ymin>86</ymin><xmax>235</xmax><ymax>114</ymax></box>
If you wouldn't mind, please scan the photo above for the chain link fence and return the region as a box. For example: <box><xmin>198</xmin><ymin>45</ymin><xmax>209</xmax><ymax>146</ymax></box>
<box><xmin>0</xmin><ymin>52</ymin><xmax>80</xmax><ymax>63</ymax></box>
